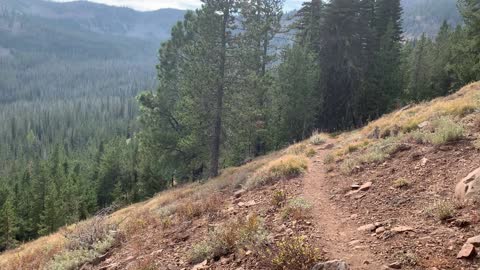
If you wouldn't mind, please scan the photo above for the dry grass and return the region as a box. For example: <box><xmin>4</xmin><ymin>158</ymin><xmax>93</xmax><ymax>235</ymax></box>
<box><xmin>362</xmin><ymin>82</ymin><xmax>480</xmax><ymax>137</ymax></box>
<box><xmin>309</xmin><ymin>132</ymin><xmax>329</xmax><ymax>145</ymax></box>
<box><xmin>393</xmin><ymin>178</ymin><xmax>411</xmax><ymax>189</ymax></box>
<box><xmin>246</xmin><ymin>155</ymin><xmax>308</xmax><ymax>189</ymax></box>
<box><xmin>259</xmin><ymin>236</ymin><xmax>322</xmax><ymax>270</ymax></box>
<box><xmin>424</xmin><ymin>200</ymin><xmax>456</xmax><ymax>221</ymax></box>
<box><xmin>188</xmin><ymin>214</ymin><xmax>267</xmax><ymax>264</ymax></box>
<box><xmin>282</xmin><ymin>197</ymin><xmax>313</xmax><ymax>221</ymax></box>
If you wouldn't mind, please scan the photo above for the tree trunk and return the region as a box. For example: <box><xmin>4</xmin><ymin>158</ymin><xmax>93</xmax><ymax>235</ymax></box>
<box><xmin>209</xmin><ymin>5</ymin><xmax>230</xmax><ymax>178</ymax></box>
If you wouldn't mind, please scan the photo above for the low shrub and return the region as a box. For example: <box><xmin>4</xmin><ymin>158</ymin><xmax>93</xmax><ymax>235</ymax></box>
<box><xmin>246</xmin><ymin>155</ymin><xmax>308</xmax><ymax>188</ymax></box>
<box><xmin>188</xmin><ymin>215</ymin><xmax>267</xmax><ymax>264</ymax></box>
<box><xmin>323</xmin><ymin>153</ymin><xmax>334</xmax><ymax>164</ymax></box>
<box><xmin>271</xmin><ymin>190</ymin><xmax>287</xmax><ymax>208</ymax></box>
<box><xmin>47</xmin><ymin>217</ymin><xmax>119</xmax><ymax>270</ymax></box>
<box><xmin>286</xmin><ymin>143</ymin><xmax>308</xmax><ymax>155</ymax></box>
<box><xmin>260</xmin><ymin>236</ymin><xmax>322</xmax><ymax>270</ymax></box>
<box><xmin>424</xmin><ymin>200</ymin><xmax>455</xmax><ymax>221</ymax></box>
<box><xmin>339</xmin><ymin>158</ymin><xmax>360</xmax><ymax>175</ymax></box>
<box><xmin>428</xmin><ymin>117</ymin><xmax>464</xmax><ymax>145</ymax></box>
<box><xmin>305</xmin><ymin>148</ymin><xmax>316</xmax><ymax>158</ymax></box>
<box><xmin>310</xmin><ymin>132</ymin><xmax>328</xmax><ymax>145</ymax></box>
<box><xmin>393</xmin><ymin>178</ymin><xmax>411</xmax><ymax>189</ymax></box>
<box><xmin>282</xmin><ymin>197</ymin><xmax>312</xmax><ymax>221</ymax></box>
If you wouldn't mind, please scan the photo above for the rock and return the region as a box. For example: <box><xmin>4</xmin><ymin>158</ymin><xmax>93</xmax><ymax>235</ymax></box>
<box><xmin>418</xmin><ymin>121</ymin><xmax>430</xmax><ymax>129</ymax></box>
<box><xmin>391</xmin><ymin>226</ymin><xmax>414</xmax><ymax>233</ymax></box>
<box><xmin>455</xmin><ymin>167</ymin><xmax>480</xmax><ymax>202</ymax></box>
<box><xmin>351</xmin><ymin>184</ymin><xmax>361</xmax><ymax>190</ymax></box>
<box><xmin>312</xmin><ymin>260</ymin><xmax>350</xmax><ymax>270</ymax></box>
<box><xmin>457</xmin><ymin>243</ymin><xmax>476</xmax><ymax>259</ymax></box>
<box><xmin>375</xmin><ymin>227</ymin><xmax>386</xmax><ymax>234</ymax></box>
<box><xmin>348</xmin><ymin>240</ymin><xmax>362</xmax><ymax>246</ymax></box>
<box><xmin>387</xmin><ymin>262</ymin><xmax>402</xmax><ymax>269</ymax></box>
<box><xmin>421</xmin><ymin>157</ymin><xmax>428</xmax><ymax>166</ymax></box>
<box><xmin>359</xmin><ymin>182</ymin><xmax>372</xmax><ymax>191</ymax></box>
<box><xmin>234</xmin><ymin>190</ymin><xmax>245</xmax><ymax>198</ymax></box>
<box><xmin>357</xmin><ymin>224</ymin><xmax>376</xmax><ymax>232</ymax></box>
<box><xmin>467</xmin><ymin>235</ymin><xmax>480</xmax><ymax>247</ymax></box>
<box><xmin>244</xmin><ymin>200</ymin><xmax>256</xmax><ymax>207</ymax></box>
<box><xmin>192</xmin><ymin>260</ymin><xmax>208</xmax><ymax>270</ymax></box>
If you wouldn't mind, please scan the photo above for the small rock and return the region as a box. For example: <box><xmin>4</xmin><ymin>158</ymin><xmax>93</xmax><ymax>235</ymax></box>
<box><xmin>348</xmin><ymin>240</ymin><xmax>362</xmax><ymax>246</ymax></box>
<box><xmin>351</xmin><ymin>184</ymin><xmax>361</xmax><ymax>190</ymax></box>
<box><xmin>421</xmin><ymin>157</ymin><xmax>428</xmax><ymax>166</ymax></box>
<box><xmin>245</xmin><ymin>250</ymin><xmax>252</xmax><ymax>256</ymax></box>
<box><xmin>457</xmin><ymin>243</ymin><xmax>476</xmax><ymax>259</ymax></box>
<box><xmin>358</xmin><ymin>224</ymin><xmax>376</xmax><ymax>232</ymax></box>
<box><xmin>388</xmin><ymin>262</ymin><xmax>402</xmax><ymax>269</ymax></box>
<box><xmin>467</xmin><ymin>235</ymin><xmax>480</xmax><ymax>247</ymax></box>
<box><xmin>312</xmin><ymin>259</ymin><xmax>350</xmax><ymax>270</ymax></box>
<box><xmin>192</xmin><ymin>260</ymin><xmax>208</xmax><ymax>270</ymax></box>
<box><xmin>244</xmin><ymin>200</ymin><xmax>256</xmax><ymax>207</ymax></box>
<box><xmin>234</xmin><ymin>190</ymin><xmax>245</xmax><ymax>198</ymax></box>
<box><xmin>359</xmin><ymin>182</ymin><xmax>372</xmax><ymax>191</ymax></box>
<box><xmin>391</xmin><ymin>226</ymin><xmax>414</xmax><ymax>233</ymax></box>
<box><xmin>375</xmin><ymin>227</ymin><xmax>386</xmax><ymax>234</ymax></box>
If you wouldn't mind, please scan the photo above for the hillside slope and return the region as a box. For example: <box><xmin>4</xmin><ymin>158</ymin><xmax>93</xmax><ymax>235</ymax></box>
<box><xmin>2</xmin><ymin>82</ymin><xmax>480</xmax><ymax>269</ymax></box>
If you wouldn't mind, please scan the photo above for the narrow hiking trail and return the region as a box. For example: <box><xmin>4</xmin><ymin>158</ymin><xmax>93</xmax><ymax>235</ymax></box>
<box><xmin>303</xmin><ymin>141</ymin><xmax>384</xmax><ymax>270</ymax></box>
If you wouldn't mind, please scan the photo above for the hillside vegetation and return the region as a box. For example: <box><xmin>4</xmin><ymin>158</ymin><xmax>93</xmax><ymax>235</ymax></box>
<box><xmin>1</xmin><ymin>82</ymin><xmax>479</xmax><ymax>269</ymax></box>
<box><xmin>0</xmin><ymin>0</ymin><xmax>479</xmax><ymax>263</ymax></box>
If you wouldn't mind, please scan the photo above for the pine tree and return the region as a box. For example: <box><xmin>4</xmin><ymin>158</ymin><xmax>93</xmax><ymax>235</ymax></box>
<box><xmin>0</xmin><ymin>194</ymin><xmax>18</xmax><ymax>251</ymax></box>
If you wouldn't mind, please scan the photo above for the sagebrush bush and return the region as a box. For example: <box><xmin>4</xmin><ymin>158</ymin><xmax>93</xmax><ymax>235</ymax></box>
<box><xmin>340</xmin><ymin>158</ymin><xmax>359</xmax><ymax>175</ymax></box>
<box><xmin>260</xmin><ymin>236</ymin><xmax>322</xmax><ymax>270</ymax></box>
<box><xmin>428</xmin><ymin>117</ymin><xmax>464</xmax><ymax>145</ymax></box>
<box><xmin>393</xmin><ymin>178</ymin><xmax>410</xmax><ymax>188</ymax></box>
<box><xmin>246</xmin><ymin>155</ymin><xmax>308</xmax><ymax>188</ymax></box>
<box><xmin>188</xmin><ymin>215</ymin><xmax>267</xmax><ymax>264</ymax></box>
<box><xmin>309</xmin><ymin>132</ymin><xmax>328</xmax><ymax>145</ymax></box>
<box><xmin>286</xmin><ymin>143</ymin><xmax>308</xmax><ymax>155</ymax></box>
<box><xmin>282</xmin><ymin>197</ymin><xmax>312</xmax><ymax>221</ymax></box>
<box><xmin>48</xmin><ymin>217</ymin><xmax>119</xmax><ymax>270</ymax></box>
<box><xmin>424</xmin><ymin>200</ymin><xmax>455</xmax><ymax>221</ymax></box>
<box><xmin>323</xmin><ymin>153</ymin><xmax>334</xmax><ymax>164</ymax></box>
<box><xmin>271</xmin><ymin>190</ymin><xmax>287</xmax><ymax>208</ymax></box>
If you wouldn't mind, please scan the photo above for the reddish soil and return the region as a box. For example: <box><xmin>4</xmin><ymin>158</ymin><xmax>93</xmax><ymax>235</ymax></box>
<box><xmin>322</xmin><ymin>139</ymin><xmax>480</xmax><ymax>270</ymax></box>
<box><xmin>84</xmin><ymin>137</ymin><xmax>480</xmax><ymax>270</ymax></box>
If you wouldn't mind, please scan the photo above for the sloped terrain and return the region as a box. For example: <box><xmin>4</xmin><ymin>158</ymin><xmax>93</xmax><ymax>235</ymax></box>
<box><xmin>2</xmin><ymin>82</ymin><xmax>480</xmax><ymax>270</ymax></box>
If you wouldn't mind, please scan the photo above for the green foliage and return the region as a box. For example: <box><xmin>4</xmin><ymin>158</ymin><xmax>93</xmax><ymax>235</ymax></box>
<box><xmin>189</xmin><ymin>215</ymin><xmax>267</xmax><ymax>264</ymax></box>
<box><xmin>428</xmin><ymin>117</ymin><xmax>464</xmax><ymax>144</ymax></box>
<box><xmin>282</xmin><ymin>197</ymin><xmax>313</xmax><ymax>221</ymax></box>
<box><xmin>260</xmin><ymin>236</ymin><xmax>322</xmax><ymax>270</ymax></box>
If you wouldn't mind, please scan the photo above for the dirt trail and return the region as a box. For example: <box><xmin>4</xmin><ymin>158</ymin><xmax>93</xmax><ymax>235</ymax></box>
<box><xmin>303</xmin><ymin>141</ymin><xmax>384</xmax><ymax>270</ymax></box>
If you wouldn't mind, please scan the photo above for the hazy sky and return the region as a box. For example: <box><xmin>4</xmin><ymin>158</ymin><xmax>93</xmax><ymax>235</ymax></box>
<box><xmin>51</xmin><ymin>0</ymin><xmax>304</xmax><ymax>11</ymax></box>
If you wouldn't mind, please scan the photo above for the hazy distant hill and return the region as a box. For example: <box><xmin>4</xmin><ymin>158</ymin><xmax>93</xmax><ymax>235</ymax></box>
<box><xmin>402</xmin><ymin>0</ymin><xmax>462</xmax><ymax>38</ymax></box>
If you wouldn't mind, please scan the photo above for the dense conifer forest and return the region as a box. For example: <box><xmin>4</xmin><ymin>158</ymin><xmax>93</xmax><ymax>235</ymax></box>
<box><xmin>0</xmin><ymin>0</ymin><xmax>479</xmax><ymax>252</ymax></box>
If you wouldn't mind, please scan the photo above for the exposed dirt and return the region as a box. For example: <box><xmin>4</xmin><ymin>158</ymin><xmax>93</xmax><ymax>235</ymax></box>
<box><xmin>85</xmin><ymin>138</ymin><xmax>480</xmax><ymax>270</ymax></box>
<box><xmin>304</xmin><ymin>141</ymin><xmax>385</xmax><ymax>269</ymax></box>
<box><xmin>322</xmin><ymin>139</ymin><xmax>480</xmax><ymax>270</ymax></box>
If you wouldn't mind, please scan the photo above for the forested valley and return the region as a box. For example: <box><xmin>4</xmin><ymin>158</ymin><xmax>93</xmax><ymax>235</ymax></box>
<box><xmin>0</xmin><ymin>0</ymin><xmax>479</xmax><ymax>252</ymax></box>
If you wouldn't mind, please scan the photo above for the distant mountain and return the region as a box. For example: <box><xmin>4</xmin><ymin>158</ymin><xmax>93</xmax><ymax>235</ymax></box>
<box><xmin>401</xmin><ymin>0</ymin><xmax>463</xmax><ymax>38</ymax></box>
<box><xmin>0</xmin><ymin>0</ymin><xmax>186</xmax><ymax>59</ymax></box>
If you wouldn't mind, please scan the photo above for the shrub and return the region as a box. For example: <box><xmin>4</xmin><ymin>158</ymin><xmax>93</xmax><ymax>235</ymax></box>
<box><xmin>310</xmin><ymin>132</ymin><xmax>328</xmax><ymax>145</ymax></box>
<box><xmin>47</xmin><ymin>217</ymin><xmax>119</xmax><ymax>270</ymax></box>
<box><xmin>188</xmin><ymin>215</ymin><xmax>267</xmax><ymax>264</ymax></box>
<box><xmin>340</xmin><ymin>158</ymin><xmax>359</xmax><ymax>175</ymax></box>
<box><xmin>393</xmin><ymin>178</ymin><xmax>410</xmax><ymax>189</ymax></box>
<box><xmin>323</xmin><ymin>153</ymin><xmax>334</xmax><ymax>164</ymax></box>
<box><xmin>282</xmin><ymin>197</ymin><xmax>312</xmax><ymax>221</ymax></box>
<box><xmin>286</xmin><ymin>143</ymin><xmax>308</xmax><ymax>155</ymax></box>
<box><xmin>271</xmin><ymin>190</ymin><xmax>287</xmax><ymax>208</ymax></box>
<box><xmin>428</xmin><ymin>117</ymin><xmax>464</xmax><ymax>145</ymax></box>
<box><xmin>260</xmin><ymin>236</ymin><xmax>322</xmax><ymax>270</ymax></box>
<box><xmin>246</xmin><ymin>155</ymin><xmax>308</xmax><ymax>188</ymax></box>
<box><xmin>424</xmin><ymin>200</ymin><xmax>455</xmax><ymax>221</ymax></box>
<box><xmin>305</xmin><ymin>148</ymin><xmax>316</xmax><ymax>158</ymax></box>
<box><xmin>474</xmin><ymin>138</ymin><xmax>480</xmax><ymax>150</ymax></box>
<box><xmin>176</xmin><ymin>193</ymin><xmax>223</xmax><ymax>221</ymax></box>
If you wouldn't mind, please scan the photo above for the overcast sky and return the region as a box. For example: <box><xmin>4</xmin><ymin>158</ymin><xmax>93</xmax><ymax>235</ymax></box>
<box><xmin>51</xmin><ymin>0</ymin><xmax>304</xmax><ymax>11</ymax></box>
